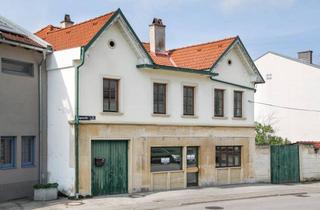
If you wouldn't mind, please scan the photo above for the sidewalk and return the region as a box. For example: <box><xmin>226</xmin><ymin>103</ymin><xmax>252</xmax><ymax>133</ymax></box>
<box><xmin>1</xmin><ymin>183</ymin><xmax>320</xmax><ymax>210</ymax></box>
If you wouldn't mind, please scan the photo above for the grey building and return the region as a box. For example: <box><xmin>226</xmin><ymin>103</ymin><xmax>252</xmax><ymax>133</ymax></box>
<box><xmin>0</xmin><ymin>16</ymin><xmax>51</xmax><ymax>201</ymax></box>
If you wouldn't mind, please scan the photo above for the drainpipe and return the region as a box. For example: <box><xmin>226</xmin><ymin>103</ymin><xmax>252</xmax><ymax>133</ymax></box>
<box><xmin>75</xmin><ymin>47</ymin><xmax>85</xmax><ymax>198</ymax></box>
<box><xmin>38</xmin><ymin>51</ymin><xmax>47</xmax><ymax>184</ymax></box>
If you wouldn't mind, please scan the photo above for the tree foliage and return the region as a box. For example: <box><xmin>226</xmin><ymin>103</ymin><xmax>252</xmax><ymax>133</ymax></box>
<box><xmin>255</xmin><ymin>122</ymin><xmax>291</xmax><ymax>145</ymax></box>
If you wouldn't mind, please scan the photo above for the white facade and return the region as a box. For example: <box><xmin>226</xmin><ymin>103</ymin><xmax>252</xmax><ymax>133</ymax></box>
<box><xmin>46</xmin><ymin>16</ymin><xmax>261</xmax><ymax>195</ymax></box>
<box><xmin>255</xmin><ymin>52</ymin><xmax>320</xmax><ymax>142</ymax></box>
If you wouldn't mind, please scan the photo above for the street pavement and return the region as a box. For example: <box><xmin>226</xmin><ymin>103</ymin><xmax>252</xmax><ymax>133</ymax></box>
<box><xmin>166</xmin><ymin>192</ymin><xmax>320</xmax><ymax>210</ymax></box>
<box><xmin>0</xmin><ymin>182</ymin><xmax>319</xmax><ymax>210</ymax></box>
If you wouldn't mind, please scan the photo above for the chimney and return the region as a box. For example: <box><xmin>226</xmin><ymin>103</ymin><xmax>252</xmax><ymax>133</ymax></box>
<box><xmin>149</xmin><ymin>18</ymin><xmax>166</xmax><ymax>53</ymax></box>
<box><xmin>298</xmin><ymin>50</ymin><xmax>313</xmax><ymax>64</ymax></box>
<box><xmin>60</xmin><ymin>14</ymin><xmax>74</xmax><ymax>28</ymax></box>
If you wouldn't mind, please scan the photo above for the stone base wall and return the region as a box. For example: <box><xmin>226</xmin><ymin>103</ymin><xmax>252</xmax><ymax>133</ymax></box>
<box><xmin>78</xmin><ymin>123</ymin><xmax>256</xmax><ymax>195</ymax></box>
<box><xmin>0</xmin><ymin>180</ymin><xmax>38</xmax><ymax>202</ymax></box>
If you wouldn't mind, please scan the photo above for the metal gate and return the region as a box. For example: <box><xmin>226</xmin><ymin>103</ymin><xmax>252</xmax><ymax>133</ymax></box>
<box><xmin>271</xmin><ymin>144</ymin><xmax>300</xmax><ymax>184</ymax></box>
<box><xmin>91</xmin><ymin>140</ymin><xmax>128</xmax><ymax>196</ymax></box>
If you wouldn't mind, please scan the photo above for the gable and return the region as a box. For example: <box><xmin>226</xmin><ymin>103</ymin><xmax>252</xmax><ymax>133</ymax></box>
<box><xmin>213</xmin><ymin>46</ymin><xmax>258</xmax><ymax>87</ymax></box>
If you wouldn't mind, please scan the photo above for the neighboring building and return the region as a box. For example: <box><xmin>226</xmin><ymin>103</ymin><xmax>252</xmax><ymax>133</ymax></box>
<box><xmin>255</xmin><ymin>51</ymin><xmax>320</xmax><ymax>142</ymax></box>
<box><xmin>0</xmin><ymin>16</ymin><xmax>51</xmax><ymax>201</ymax></box>
<box><xmin>36</xmin><ymin>9</ymin><xmax>264</xmax><ymax>196</ymax></box>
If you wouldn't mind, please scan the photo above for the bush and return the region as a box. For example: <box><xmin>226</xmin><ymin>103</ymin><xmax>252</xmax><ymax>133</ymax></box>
<box><xmin>33</xmin><ymin>183</ymin><xmax>58</xmax><ymax>189</ymax></box>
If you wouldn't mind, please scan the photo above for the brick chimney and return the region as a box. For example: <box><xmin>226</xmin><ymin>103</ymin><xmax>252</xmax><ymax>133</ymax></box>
<box><xmin>60</xmin><ymin>14</ymin><xmax>74</xmax><ymax>28</ymax></box>
<box><xmin>298</xmin><ymin>50</ymin><xmax>313</xmax><ymax>64</ymax></box>
<box><xmin>149</xmin><ymin>18</ymin><xmax>166</xmax><ymax>53</ymax></box>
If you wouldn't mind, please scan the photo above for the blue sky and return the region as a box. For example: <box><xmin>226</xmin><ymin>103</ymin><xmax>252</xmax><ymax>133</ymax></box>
<box><xmin>2</xmin><ymin>0</ymin><xmax>320</xmax><ymax>62</ymax></box>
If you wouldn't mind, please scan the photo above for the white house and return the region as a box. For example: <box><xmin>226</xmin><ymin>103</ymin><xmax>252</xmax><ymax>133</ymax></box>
<box><xmin>255</xmin><ymin>51</ymin><xmax>320</xmax><ymax>142</ymax></box>
<box><xmin>36</xmin><ymin>9</ymin><xmax>264</xmax><ymax>197</ymax></box>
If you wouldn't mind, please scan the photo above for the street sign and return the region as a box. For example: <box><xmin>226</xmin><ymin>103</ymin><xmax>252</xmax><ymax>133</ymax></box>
<box><xmin>78</xmin><ymin>115</ymin><xmax>96</xmax><ymax>121</ymax></box>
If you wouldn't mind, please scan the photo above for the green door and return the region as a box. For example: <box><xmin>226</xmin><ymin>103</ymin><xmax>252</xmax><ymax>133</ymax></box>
<box><xmin>271</xmin><ymin>144</ymin><xmax>300</xmax><ymax>184</ymax></box>
<box><xmin>91</xmin><ymin>140</ymin><xmax>128</xmax><ymax>196</ymax></box>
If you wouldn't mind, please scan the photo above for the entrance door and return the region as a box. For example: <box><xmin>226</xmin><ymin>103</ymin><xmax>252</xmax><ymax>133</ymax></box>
<box><xmin>91</xmin><ymin>140</ymin><xmax>128</xmax><ymax>196</ymax></box>
<box><xmin>271</xmin><ymin>144</ymin><xmax>300</xmax><ymax>184</ymax></box>
<box><xmin>187</xmin><ymin>147</ymin><xmax>199</xmax><ymax>187</ymax></box>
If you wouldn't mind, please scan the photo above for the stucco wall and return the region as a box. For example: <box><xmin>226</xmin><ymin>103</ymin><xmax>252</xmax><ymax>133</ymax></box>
<box><xmin>78</xmin><ymin>124</ymin><xmax>256</xmax><ymax>195</ymax></box>
<box><xmin>0</xmin><ymin>44</ymin><xmax>46</xmax><ymax>201</ymax></box>
<box><xmin>299</xmin><ymin>145</ymin><xmax>320</xmax><ymax>181</ymax></box>
<box><xmin>255</xmin><ymin>145</ymin><xmax>271</xmax><ymax>182</ymax></box>
<box><xmin>79</xmin><ymin>21</ymin><xmax>256</xmax><ymax>127</ymax></box>
<box><xmin>255</xmin><ymin>53</ymin><xmax>320</xmax><ymax>142</ymax></box>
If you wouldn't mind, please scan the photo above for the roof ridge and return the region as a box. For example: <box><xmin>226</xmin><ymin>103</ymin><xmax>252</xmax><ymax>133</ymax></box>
<box><xmin>45</xmin><ymin>11</ymin><xmax>115</xmax><ymax>34</ymax></box>
<box><xmin>35</xmin><ymin>24</ymin><xmax>60</xmax><ymax>34</ymax></box>
<box><xmin>169</xmin><ymin>36</ymin><xmax>238</xmax><ymax>52</ymax></box>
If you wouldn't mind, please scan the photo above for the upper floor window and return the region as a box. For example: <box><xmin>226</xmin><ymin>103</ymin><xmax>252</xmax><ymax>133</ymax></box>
<box><xmin>103</xmin><ymin>78</ymin><xmax>119</xmax><ymax>112</ymax></box>
<box><xmin>214</xmin><ymin>89</ymin><xmax>224</xmax><ymax>117</ymax></box>
<box><xmin>183</xmin><ymin>86</ymin><xmax>195</xmax><ymax>116</ymax></box>
<box><xmin>1</xmin><ymin>58</ymin><xmax>34</xmax><ymax>77</ymax></box>
<box><xmin>21</xmin><ymin>136</ymin><xmax>35</xmax><ymax>167</ymax></box>
<box><xmin>234</xmin><ymin>91</ymin><xmax>243</xmax><ymax>118</ymax></box>
<box><xmin>153</xmin><ymin>83</ymin><xmax>166</xmax><ymax>114</ymax></box>
<box><xmin>0</xmin><ymin>136</ymin><xmax>16</xmax><ymax>169</ymax></box>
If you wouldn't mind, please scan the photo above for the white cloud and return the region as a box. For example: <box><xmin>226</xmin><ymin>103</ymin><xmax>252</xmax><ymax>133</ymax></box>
<box><xmin>219</xmin><ymin>0</ymin><xmax>296</xmax><ymax>13</ymax></box>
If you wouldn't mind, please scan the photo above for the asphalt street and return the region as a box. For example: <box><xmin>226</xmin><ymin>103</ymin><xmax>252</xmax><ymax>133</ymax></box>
<box><xmin>166</xmin><ymin>192</ymin><xmax>320</xmax><ymax>210</ymax></box>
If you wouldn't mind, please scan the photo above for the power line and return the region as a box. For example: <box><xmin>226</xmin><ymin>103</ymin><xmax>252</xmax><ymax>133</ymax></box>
<box><xmin>248</xmin><ymin>100</ymin><xmax>320</xmax><ymax>113</ymax></box>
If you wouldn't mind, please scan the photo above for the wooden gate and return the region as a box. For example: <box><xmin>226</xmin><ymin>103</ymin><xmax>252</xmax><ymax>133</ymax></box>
<box><xmin>91</xmin><ymin>140</ymin><xmax>128</xmax><ymax>196</ymax></box>
<box><xmin>271</xmin><ymin>144</ymin><xmax>300</xmax><ymax>184</ymax></box>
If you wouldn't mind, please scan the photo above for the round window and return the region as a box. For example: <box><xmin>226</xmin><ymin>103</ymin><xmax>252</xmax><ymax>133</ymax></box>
<box><xmin>108</xmin><ymin>40</ymin><xmax>116</xmax><ymax>49</ymax></box>
<box><xmin>227</xmin><ymin>59</ymin><xmax>232</xmax><ymax>65</ymax></box>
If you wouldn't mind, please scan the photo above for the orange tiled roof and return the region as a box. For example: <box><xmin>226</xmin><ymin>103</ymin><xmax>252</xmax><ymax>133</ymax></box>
<box><xmin>35</xmin><ymin>11</ymin><xmax>114</xmax><ymax>51</ymax></box>
<box><xmin>35</xmin><ymin>11</ymin><xmax>237</xmax><ymax>70</ymax></box>
<box><xmin>297</xmin><ymin>141</ymin><xmax>320</xmax><ymax>149</ymax></box>
<box><xmin>144</xmin><ymin>37</ymin><xmax>237</xmax><ymax>70</ymax></box>
<box><xmin>0</xmin><ymin>30</ymin><xmax>44</xmax><ymax>48</ymax></box>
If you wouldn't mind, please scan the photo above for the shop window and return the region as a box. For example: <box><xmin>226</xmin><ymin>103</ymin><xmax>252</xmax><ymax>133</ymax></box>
<box><xmin>216</xmin><ymin>146</ymin><xmax>241</xmax><ymax>168</ymax></box>
<box><xmin>0</xmin><ymin>136</ymin><xmax>16</xmax><ymax>169</ymax></box>
<box><xmin>151</xmin><ymin>147</ymin><xmax>182</xmax><ymax>172</ymax></box>
<box><xmin>21</xmin><ymin>136</ymin><xmax>35</xmax><ymax>167</ymax></box>
<box><xmin>187</xmin><ymin>147</ymin><xmax>198</xmax><ymax>168</ymax></box>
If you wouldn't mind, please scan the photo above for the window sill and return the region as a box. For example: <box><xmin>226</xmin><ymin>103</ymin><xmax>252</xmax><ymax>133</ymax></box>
<box><xmin>22</xmin><ymin>164</ymin><xmax>36</xmax><ymax>168</ymax></box>
<box><xmin>151</xmin><ymin>170</ymin><xmax>184</xmax><ymax>174</ymax></box>
<box><xmin>216</xmin><ymin>166</ymin><xmax>241</xmax><ymax>169</ymax></box>
<box><xmin>232</xmin><ymin>117</ymin><xmax>246</xmax><ymax>120</ymax></box>
<box><xmin>101</xmin><ymin>112</ymin><xmax>124</xmax><ymax>116</ymax></box>
<box><xmin>212</xmin><ymin>116</ymin><xmax>228</xmax><ymax>120</ymax></box>
<box><xmin>0</xmin><ymin>166</ymin><xmax>16</xmax><ymax>170</ymax></box>
<box><xmin>151</xmin><ymin>113</ymin><xmax>171</xmax><ymax>118</ymax></box>
<box><xmin>181</xmin><ymin>115</ymin><xmax>198</xmax><ymax>119</ymax></box>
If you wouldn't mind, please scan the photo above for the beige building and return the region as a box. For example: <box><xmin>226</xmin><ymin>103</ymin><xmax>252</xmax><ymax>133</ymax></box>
<box><xmin>0</xmin><ymin>16</ymin><xmax>51</xmax><ymax>201</ymax></box>
<box><xmin>36</xmin><ymin>9</ymin><xmax>264</xmax><ymax>196</ymax></box>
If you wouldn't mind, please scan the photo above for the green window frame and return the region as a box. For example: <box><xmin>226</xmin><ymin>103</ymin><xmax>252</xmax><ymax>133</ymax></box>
<box><xmin>233</xmin><ymin>91</ymin><xmax>243</xmax><ymax>118</ymax></box>
<box><xmin>153</xmin><ymin>83</ymin><xmax>166</xmax><ymax>114</ymax></box>
<box><xmin>0</xmin><ymin>136</ymin><xmax>16</xmax><ymax>169</ymax></box>
<box><xmin>214</xmin><ymin>89</ymin><xmax>224</xmax><ymax>117</ymax></box>
<box><xmin>151</xmin><ymin>147</ymin><xmax>182</xmax><ymax>172</ymax></box>
<box><xmin>21</xmin><ymin>136</ymin><xmax>35</xmax><ymax>167</ymax></box>
<box><xmin>103</xmin><ymin>78</ymin><xmax>119</xmax><ymax>112</ymax></box>
<box><xmin>183</xmin><ymin>86</ymin><xmax>195</xmax><ymax>115</ymax></box>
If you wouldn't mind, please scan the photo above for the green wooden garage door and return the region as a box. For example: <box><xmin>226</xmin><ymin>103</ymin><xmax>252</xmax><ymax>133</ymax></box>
<box><xmin>91</xmin><ymin>140</ymin><xmax>128</xmax><ymax>196</ymax></box>
<box><xmin>271</xmin><ymin>144</ymin><xmax>300</xmax><ymax>184</ymax></box>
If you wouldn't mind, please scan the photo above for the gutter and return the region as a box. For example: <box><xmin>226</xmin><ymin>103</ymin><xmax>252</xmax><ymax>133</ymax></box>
<box><xmin>0</xmin><ymin>39</ymin><xmax>52</xmax><ymax>52</ymax></box>
<box><xmin>210</xmin><ymin>77</ymin><xmax>256</xmax><ymax>91</ymax></box>
<box><xmin>74</xmin><ymin>47</ymin><xmax>85</xmax><ymax>198</ymax></box>
<box><xmin>38</xmin><ymin>51</ymin><xmax>47</xmax><ymax>185</ymax></box>
<box><xmin>137</xmin><ymin>64</ymin><xmax>218</xmax><ymax>76</ymax></box>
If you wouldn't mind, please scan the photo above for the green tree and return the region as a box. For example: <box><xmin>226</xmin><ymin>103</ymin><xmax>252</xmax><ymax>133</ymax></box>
<box><xmin>255</xmin><ymin>122</ymin><xmax>290</xmax><ymax>145</ymax></box>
